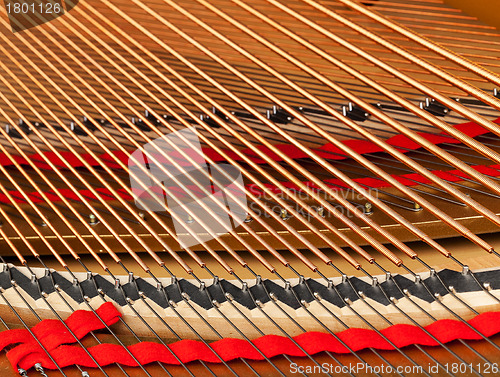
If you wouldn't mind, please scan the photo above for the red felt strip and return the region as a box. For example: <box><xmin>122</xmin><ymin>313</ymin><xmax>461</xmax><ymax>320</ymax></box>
<box><xmin>1</xmin><ymin>118</ymin><xmax>498</xmax><ymax>172</ymax></box>
<box><xmin>7</xmin><ymin>307</ymin><xmax>500</xmax><ymax>371</ymax></box>
<box><xmin>0</xmin><ymin>302</ymin><xmax>121</xmax><ymax>368</ymax></box>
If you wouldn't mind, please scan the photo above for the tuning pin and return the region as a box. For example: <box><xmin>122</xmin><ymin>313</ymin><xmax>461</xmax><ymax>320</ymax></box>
<box><xmin>267</xmin><ymin>105</ymin><xmax>293</xmax><ymax>124</ymax></box>
<box><xmin>200</xmin><ymin>114</ymin><xmax>221</xmax><ymax>128</ymax></box>
<box><xmin>131</xmin><ymin>115</ymin><xmax>153</xmax><ymax>131</ymax></box>
<box><xmin>34</xmin><ymin>363</ymin><xmax>48</xmax><ymax>377</ymax></box>
<box><xmin>420</xmin><ymin>98</ymin><xmax>449</xmax><ymax>117</ymax></box>
<box><xmin>5</xmin><ymin>119</ymin><xmax>31</xmax><ymax>138</ymax></box>
<box><xmin>70</xmin><ymin>116</ymin><xmax>97</xmax><ymax>135</ymax></box>
<box><xmin>342</xmin><ymin>102</ymin><xmax>370</xmax><ymax>121</ymax></box>
<box><xmin>212</xmin><ymin>107</ymin><xmax>229</xmax><ymax>121</ymax></box>
<box><xmin>81</xmin><ymin>116</ymin><xmax>99</xmax><ymax>132</ymax></box>
<box><xmin>144</xmin><ymin>109</ymin><xmax>162</xmax><ymax>124</ymax></box>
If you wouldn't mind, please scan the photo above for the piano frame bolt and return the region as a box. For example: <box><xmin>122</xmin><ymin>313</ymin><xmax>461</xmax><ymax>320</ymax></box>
<box><xmin>462</xmin><ymin>265</ymin><xmax>470</xmax><ymax>275</ymax></box>
<box><xmin>484</xmin><ymin>282</ymin><xmax>492</xmax><ymax>291</ymax></box>
<box><xmin>316</xmin><ymin>206</ymin><xmax>325</xmax><ymax>218</ymax></box>
<box><xmin>413</xmin><ymin>202</ymin><xmax>422</xmax><ymax>211</ymax></box>
<box><xmin>88</xmin><ymin>213</ymin><xmax>99</xmax><ymax>226</ymax></box>
<box><xmin>244</xmin><ymin>213</ymin><xmax>253</xmax><ymax>223</ymax></box>
<box><xmin>82</xmin><ymin>372</ymin><xmax>90</xmax><ymax>377</ymax></box>
<box><xmin>363</xmin><ymin>202</ymin><xmax>373</xmax><ymax>215</ymax></box>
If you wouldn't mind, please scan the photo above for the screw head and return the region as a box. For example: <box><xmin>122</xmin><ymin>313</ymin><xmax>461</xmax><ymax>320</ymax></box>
<box><xmin>89</xmin><ymin>213</ymin><xmax>99</xmax><ymax>225</ymax></box>
<box><xmin>364</xmin><ymin>202</ymin><xmax>373</xmax><ymax>215</ymax></box>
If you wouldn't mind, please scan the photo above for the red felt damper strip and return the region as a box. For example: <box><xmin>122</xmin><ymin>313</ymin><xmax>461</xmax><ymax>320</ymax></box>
<box><xmin>1</xmin><ymin>118</ymin><xmax>498</xmax><ymax>171</ymax></box>
<box><xmin>9</xmin><ymin>310</ymin><xmax>500</xmax><ymax>371</ymax></box>
<box><xmin>0</xmin><ymin>303</ymin><xmax>121</xmax><ymax>362</ymax></box>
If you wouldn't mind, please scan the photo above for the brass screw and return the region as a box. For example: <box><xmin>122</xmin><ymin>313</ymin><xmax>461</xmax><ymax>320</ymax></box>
<box><xmin>364</xmin><ymin>202</ymin><xmax>373</xmax><ymax>215</ymax></box>
<box><xmin>89</xmin><ymin>213</ymin><xmax>99</xmax><ymax>225</ymax></box>
<box><xmin>280</xmin><ymin>208</ymin><xmax>290</xmax><ymax>220</ymax></box>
